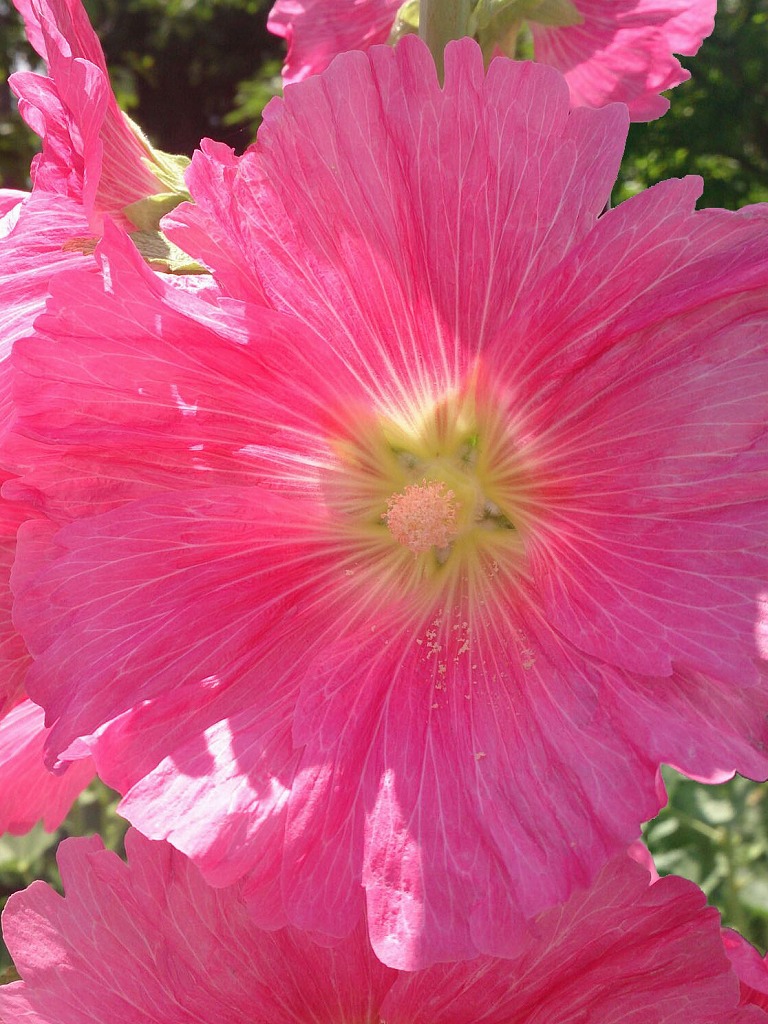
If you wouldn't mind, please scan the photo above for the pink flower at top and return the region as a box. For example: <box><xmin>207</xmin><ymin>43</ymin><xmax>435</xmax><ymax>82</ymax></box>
<box><xmin>268</xmin><ymin>0</ymin><xmax>715</xmax><ymax>119</ymax></box>
<box><xmin>8</xmin><ymin>39</ymin><xmax>768</xmax><ymax>968</ymax></box>
<box><xmin>0</xmin><ymin>830</ymin><xmax>764</xmax><ymax>1024</ymax></box>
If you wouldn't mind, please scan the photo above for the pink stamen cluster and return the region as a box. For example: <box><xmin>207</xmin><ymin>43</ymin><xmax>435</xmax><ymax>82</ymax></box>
<box><xmin>384</xmin><ymin>479</ymin><xmax>459</xmax><ymax>553</ymax></box>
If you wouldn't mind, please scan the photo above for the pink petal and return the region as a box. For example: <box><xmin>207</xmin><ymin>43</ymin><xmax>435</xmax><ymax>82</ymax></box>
<box><xmin>0</xmin><ymin>700</ymin><xmax>93</xmax><ymax>834</ymax></box>
<box><xmin>0</xmin><ymin>830</ymin><xmax>396</xmax><ymax>1024</ymax></box>
<box><xmin>11</xmin><ymin>0</ymin><xmax>109</xmax><ymax>75</ymax></box>
<box><xmin>16</xmin><ymin>487</ymin><xmax>335</xmax><ymax>762</ymax></box>
<box><xmin>11</xmin><ymin>0</ymin><xmax>163</xmax><ymax>222</ymax></box>
<box><xmin>111</xmin><ymin>694</ymin><xmax>301</xmax><ymax>928</ymax></box>
<box><xmin>0</xmin><ymin>476</ymin><xmax>37</xmax><ymax>710</ymax></box>
<box><xmin>0</xmin><ymin>836</ymin><xmax>760</xmax><ymax>1024</ymax></box>
<box><xmin>268</xmin><ymin>0</ymin><xmax>400</xmax><ymax>82</ymax></box>
<box><xmin>11</xmin><ymin>60</ymin><xmax>107</xmax><ymax>214</ymax></box>
<box><xmin>8</xmin><ymin>224</ymin><xmax>362</xmax><ymax>525</ymax></box>
<box><xmin>0</xmin><ymin>190</ymin><xmax>26</xmax><ymax>221</ymax></box>
<box><xmin>723</xmin><ymin>929</ymin><xmax>768</xmax><ymax>1012</ymax></box>
<box><xmin>0</xmin><ymin>190</ymin><xmax>92</xmax><ymax>361</ymax></box>
<box><xmin>492</xmin><ymin>184</ymin><xmax>768</xmax><ymax>684</ymax></box>
<box><xmin>283</xmin><ymin>614</ymin><xmax>668</xmax><ymax>967</ymax></box>
<box><xmin>172</xmin><ymin>38</ymin><xmax>626</xmax><ymax>400</ymax></box>
<box><xmin>384</xmin><ymin>860</ymin><xmax>755</xmax><ymax>1023</ymax></box>
<box><xmin>162</xmin><ymin>140</ymin><xmax>270</xmax><ymax>304</ymax></box>
<box><xmin>532</xmin><ymin>0</ymin><xmax>715</xmax><ymax>120</ymax></box>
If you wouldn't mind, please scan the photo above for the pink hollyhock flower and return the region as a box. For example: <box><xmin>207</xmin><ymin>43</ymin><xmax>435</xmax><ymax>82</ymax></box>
<box><xmin>1</xmin><ymin>0</ymin><xmax>200</xmax><ymax>368</ymax></box>
<box><xmin>724</xmin><ymin>930</ymin><xmax>768</xmax><ymax>1012</ymax></box>
<box><xmin>10</xmin><ymin>0</ymin><xmax>188</xmax><ymax>230</ymax></box>
<box><xmin>8</xmin><ymin>39</ymin><xmax>768</xmax><ymax>968</ymax></box>
<box><xmin>0</xmin><ymin>831</ymin><xmax>763</xmax><ymax>1024</ymax></box>
<box><xmin>268</xmin><ymin>0</ymin><xmax>715</xmax><ymax>119</ymax></box>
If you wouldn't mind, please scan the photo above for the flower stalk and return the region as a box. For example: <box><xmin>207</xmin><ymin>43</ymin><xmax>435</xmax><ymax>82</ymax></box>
<box><xmin>419</xmin><ymin>0</ymin><xmax>472</xmax><ymax>80</ymax></box>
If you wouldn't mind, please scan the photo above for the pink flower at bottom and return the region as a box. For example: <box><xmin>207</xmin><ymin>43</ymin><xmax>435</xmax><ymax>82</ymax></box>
<box><xmin>0</xmin><ymin>831</ymin><xmax>763</xmax><ymax>1024</ymax></box>
<box><xmin>8</xmin><ymin>39</ymin><xmax>768</xmax><ymax>969</ymax></box>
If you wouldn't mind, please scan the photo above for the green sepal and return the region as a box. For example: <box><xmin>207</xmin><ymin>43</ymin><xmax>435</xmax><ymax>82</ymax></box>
<box><xmin>389</xmin><ymin>0</ymin><xmax>420</xmax><ymax>41</ymax></box>
<box><xmin>473</xmin><ymin>0</ymin><xmax>581</xmax><ymax>30</ymax></box>
<box><xmin>130</xmin><ymin>229</ymin><xmax>209</xmax><ymax>275</ymax></box>
<box><xmin>122</xmin><ymin>191</ymin><xmax>190</xmax><ymax>232</ymax></box>
<box><xmin>472</xmin><ymin>0</ymin><xmax>581</xmax><ymax>59</ymax></box>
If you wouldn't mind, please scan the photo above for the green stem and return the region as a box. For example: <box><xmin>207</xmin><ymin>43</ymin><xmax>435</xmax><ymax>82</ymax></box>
<box><xmin>419</xmin><ymin>0</ymin><xmax>472</xmax><ymax>82</ymax></box>
<box><xmin>721</xmin><ymin>815</ymin><xmax>749</xmax><ymax>937</ymax></box>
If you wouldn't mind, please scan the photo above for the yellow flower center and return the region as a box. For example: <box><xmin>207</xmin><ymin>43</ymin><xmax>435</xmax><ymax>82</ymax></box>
<box><xmin>326</xmin><ymin>377</ymin><xmax>532</xmax><ymax>613</ymax></box>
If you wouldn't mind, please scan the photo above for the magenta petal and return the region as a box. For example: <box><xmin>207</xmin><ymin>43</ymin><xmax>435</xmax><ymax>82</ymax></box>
<box><xmin>0</xmin><ymin>190</ymin><xmax>92</xmax><ymax>353</ymax></box>
<box><xmin>0</xmin><ymin>482</ymin><xmax>35</xmax><ymax>711</ymax></box>
<box><xmin>162</xmin><ymin>140</ymin><xmax>271</xmax><ymax>303</ymax></box>
<box><xmin>11</xmin><ymin>223</ymin><xmax>363</xmax><ymax>518</ymax></box>
<box><xmin>268</xmin><ymin>0</ymin><xmax>400</xmax><ymax>82</ymax></box>
<box><xmin>11</xmin><ymin>0</ymin><xmax>161</xmax><ymax>220</ymax></box>
<box><xmin>16</xmin><ymin>487</ymin><xmax>330</xmax><ymax>762</ymax></box>
<box><xmin>0</xmin><ymin>700</ymin><xmax>94</xmax><ymax>834</ymax></box>
<box><xmin>0</xmin><ymin>837</ymin><xmax>761</xmax><ymax>1024</ymax></box>
<box><xmin>181</xmin><ymin>37</ymin><xmax>626</xmax><ymax>373</ymax></box>
<box><xmin>0</xmin><ymin>830</ymin><xmax>396</xmax><ymax>1024</ymax></box>
<box><xmin>0</xmin><ymin>190</ymin><xmax>26</xmax><ymax>220</ymax></box>
<box><xmin>533</xmin><ymin>0</ymin><xmax>715</xmax><ymax>120</ymax></box>
<box><xmin>723</xmin><ymin>929</ymin><xmax>768</xmax><ymax>1012</ymax></box>
<box><xmin>115</xmin><ymin>695</ymin><xmax>301</xmax><ymax>924</ymax></box>
<box><xmin>383</xmin><ymin>860</ymin><xmax>752</xmax><ymax>1023</ymax></box>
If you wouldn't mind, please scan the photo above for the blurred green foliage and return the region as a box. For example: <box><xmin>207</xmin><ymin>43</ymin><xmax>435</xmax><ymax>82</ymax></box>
<box><xmin>0</xmin><ymin>0</ymin><xmax>37</xmax><ymax>189</ymax></box>
<box><xmin>615</xmin><ymin>0</ymin><xmax>768</xmax><ymax>208</ymax></box>
<box><xmin>645</xmin><ymin>771</ymin><xmax>768</xmax><ymax>952</ymax></box>
<box><xmin>80</xmin><ymin>0</ymin><xmax>283</xmax><ymax>153</ymax></box>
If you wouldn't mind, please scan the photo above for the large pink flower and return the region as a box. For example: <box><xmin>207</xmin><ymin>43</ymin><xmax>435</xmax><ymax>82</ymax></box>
<box><xmin>268</xmin><ymin>0</ymin><xmax>715</xmax><ymax>119</ymax></box>
<box><xmin>8</xmin><ymin>40</ymin><xmax>768</xmax><ymax>968</ymax></box>
<box><xmin>0</xmin><ymin>830</ymin><xmax>763</xmax><ymax>1024</ymax></box>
